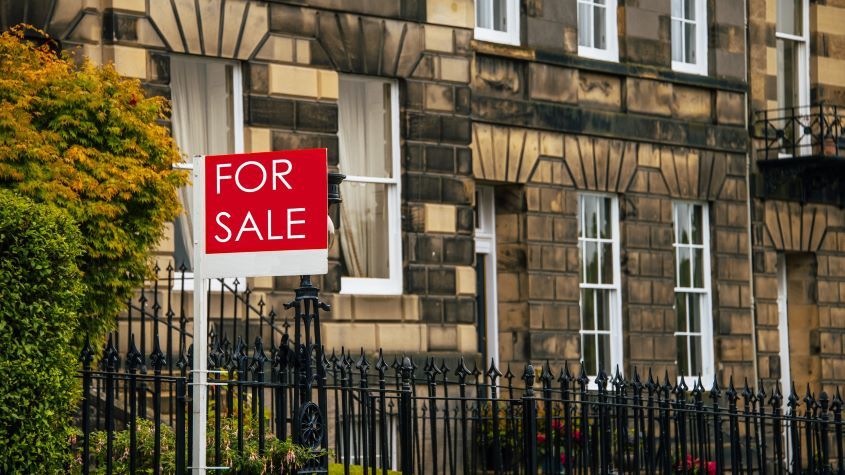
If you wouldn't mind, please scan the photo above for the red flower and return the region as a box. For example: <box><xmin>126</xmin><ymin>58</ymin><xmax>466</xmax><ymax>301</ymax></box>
<box><xmin>705</xmin><ymin>461</ymin><xmax>716</xmax><ymax>475</ymax></box>
<box><xmin>560</xmin><ymin>452</ymin><xmax>567</xmax><ymax>465</ymax></box>
<box><xmin>536</xmin><ymin>433</ymin><xmax>546</xmax><ymax>444</ymax></box>
<box><xmin>572</xmin><ymin>429</ymin><xmax>582</xmax><ymax>443</ymax></box>
<box><xmin>551</xmin><ymin>420</ymin><xmax>563</xmax><ymax>433</ymax></box>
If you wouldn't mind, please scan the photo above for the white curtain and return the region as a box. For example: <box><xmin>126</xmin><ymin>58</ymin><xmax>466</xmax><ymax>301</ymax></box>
<box><xmin>170</xmin><ymin>57</ymin><xmax>233</xmax><ymax>268</ymax></box>
<box><xmin>338</xmin><ymin>78</ymin><xmax>390</xmax><ymax>278</ymax></box>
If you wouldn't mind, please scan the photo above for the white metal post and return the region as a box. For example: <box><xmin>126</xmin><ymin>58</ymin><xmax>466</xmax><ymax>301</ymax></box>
<box><xmin>191</xmin><ymin>155</ymin><xmax>208</xmax><ymax>474</ymax></box>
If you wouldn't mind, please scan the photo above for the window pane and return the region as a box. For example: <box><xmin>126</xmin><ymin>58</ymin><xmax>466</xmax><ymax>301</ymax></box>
<box><xmin>691</xmin><ymin>205</ymin><xmax>703</xmax><ymax>244</ymax></box>
<box><xmin>777</xmin><ymin>0</ymin><xmax>802</xmax><ymax>36</ymax></box>
<box><xmin>581</xmin><ymin>289</ymin><xmax>595</xmax><ymax>331</ymax></box>
<box><xmin>598</xmin><ymin>334</ymin><xmax>610</xmax><ymax>374</ymax></box>
<box><xmin>583</xmin><ymin>335</ymin><xmax>597</xmax><ymax>375</ymax></box>
<box><xmin>677</xmin><ymin>335</ymin><xmax>689</xmax><ymax>376</ymax></box>
<box><xmin>693</xmin><ymin>248</ymin><xmax>704</xmax><ymax>288</ymax></box>
<box><xmin>690</xmin><ymin>335</ymin><xmax>702</xmax><ymax>376</ymax></box>
<box><xmin>339</xmin><ymin>182</ymin><xmax>390</xmax><ymax>278</ymax></box>
<box><xmin>582</xmin><ymin>196</ymin><xmax>598</xmax><ymax>238</ymax></box>
<box><xmin>338</xmin><ymin>77</ymin><xmax>393</xmax><ymax>178</ymax></box>
<box><xmin>676</xmin><ymin>293</ymin><xmax>688</xmax><ymax>332</ymax></box>
<box><xmin>685</xmin><ymin>23</ymin><xmax>696</xmax><ymax>64</ymax></box>
<box><xmin>777</xmin><ymin>38</ymin><xmax>800</xmax><ymax>111</ymax></box>
<box><xmin>477</xmin><ymin>0</ymin><xmax>492</xmax><ymax>29</ymax></box>
<box><xmin>676</xmin><ymin>203</ymin><xmax>690</xmax><ymax>244</ymax></box>
<box><xmin>684</xmin><ymin>0</ymin><xmax>696</xmax><ymax>20</ymax></box>
<box><xmin>597</xmin><ymin>290</ymin><xmax>610</xmax><ymax>331</ymax></box>
<box><xmin>678</xmin><ymin>247</ymin><xmax>691</xmax><ymax>287</ymax></box>
<box><xmin>493</xmin><ymin>0</ymin><xmax>507</xmax><ymax>31</ymax></box>
<box><xmin>601</xmin><ymin>242</ymin><xmax>613</xmax><ymax>284</ymax></box>
<box><xmin>672</xmin><ymin>19</ymin><xmax>683</xmax><ymax>62</ymax></box>
<box><xmin>688</xmin><ymin>293</ymin><xmax>701</xmax><ymax>332</ymax></box>
<box><xmin>583</xmin><ymin>241</ymin><xmax>599</xmax><ymax>283</ymax></box>
<box><xmin>672</xmin><ymin>0</ymin><xmax>682</xmax><ymax>17</ymax></box>
<box><xmin>600</xmin><ymin>197</ymin><xmax>612</xmax><ymax>238</ymax></box>
<box><xmin>593</xmin><ymin>5</ymin><xmax>607</xmax><ymax>50</ymax></box>
<box><xmin>578</xmin><ymin>2</ymin><xmax>592</xmax><ymax>47</ymax></box>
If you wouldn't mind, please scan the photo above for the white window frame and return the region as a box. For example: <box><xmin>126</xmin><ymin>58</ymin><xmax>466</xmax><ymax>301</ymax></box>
<box><xmin>338</xmin><ymin>76</ymin><xmax>403</xmax><ymax>296</ymax></box>
<box><xmin>577</xmin><ymin>0</ymin><xmax>619</xmax><ymax>62</ymax></box>
<box><xmin>578</xmin><ymin>193</ymin><xmax>623</xmax><ymax>381</ymax></box>
<box><xmin>672</xmin><ymin>202</ymin><xmax>714</xmax><ymax>389</ymax></box>
<box><xmin>474</xmin><ymin>0</ymin><xmax>520</xmax><ymax>46</ymax></box>
<box><xmin>671</xmin><ymin>0</ymin><xmax>709</xmax><ymax>75</ymax></box>
<box><xmin>171</xmin><ymin>60</ymin><xmax>244</xmax><ymax>292</ymax></box>
<box><xmin>474</xmin><ymin>186</ymin><xmax>499</xmax><ymax>366</ymax></box>
<box><xmin>775</xmin><ymin>0</ymin><xmax>811</xmax><ymax>158</ymax></box>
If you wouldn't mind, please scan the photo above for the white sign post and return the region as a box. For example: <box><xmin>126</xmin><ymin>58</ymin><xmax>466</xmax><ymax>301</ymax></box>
<box><xmin>190</xmin><ymin>149</ymin><xmax>328</xmax><ymax>474</ymax></box>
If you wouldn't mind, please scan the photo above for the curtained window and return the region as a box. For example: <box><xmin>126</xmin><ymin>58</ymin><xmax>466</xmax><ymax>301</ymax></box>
<box><xmin>337</xmin><ymin>75</ymin><xmax>402</xmax><ymax>295</ymax></box>
<box><xmin>578</xmin><ymin>194</ymin><xmax>622</xmax><ymax>379</ymax></box>
<box><xmin>475</xmin><ymin>0</ymin><xmax>520</xmax><ymax>45</ymax></box>
<box><xmin>577</xmin><ymin>0</ymin><xmax>619</xmax><ymax>62</ymax></box>
<box><xmin>671</xmin><ymin>0</ymin><xmax>708</xmax><ymax>75</ymax></box>
<box><xmin>169</xmin><ymin>55</ymin><xmax>243</xmax><ymax>274</ymax></box>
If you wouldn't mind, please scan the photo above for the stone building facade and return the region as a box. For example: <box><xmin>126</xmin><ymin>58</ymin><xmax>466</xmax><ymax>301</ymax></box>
<box><xmin>746</xmin><ymin>0</ymin><xmax>845</xmax><ymax>395</ymax></box>
<box><xmin>4</xmin><ymin>0</ymin><xmax>842</xmax><ymax>389</ymax></box>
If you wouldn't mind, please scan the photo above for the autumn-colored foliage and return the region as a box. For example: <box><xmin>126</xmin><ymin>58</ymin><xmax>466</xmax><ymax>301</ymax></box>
<box><xmin>0</xmin><ymin>27</ymin><xmax>187</xmax><ymax>344</ymax></box>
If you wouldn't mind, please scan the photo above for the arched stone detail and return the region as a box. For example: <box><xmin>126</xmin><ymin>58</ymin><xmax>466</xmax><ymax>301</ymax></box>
<box><xmin>562</xmin><ymin>136</ymin><xmax>637</xmax><ymax>193</ymax></box>
<box><xmin>471</xmin><ymin>123</ymin><xmax>540</xmax><ymax>184</ymax></box>
<box><xmin>763</xmin><ymin>201</ymin><xmax>829</xmax><ymax>252</ymax></box>
<box><xmin>148</xmin><ymin>0</ymin><xmax>267</xmax><ymax>58</ymax></box>
<box><xmin>656</xmin><ymin>145</ymin><xmax>728</xmax><ymax>200</ymax></box>
<box><xmin>314</xmin><ymin>12</ymin><xmax>424</xmax><ymax>78</ymax></box>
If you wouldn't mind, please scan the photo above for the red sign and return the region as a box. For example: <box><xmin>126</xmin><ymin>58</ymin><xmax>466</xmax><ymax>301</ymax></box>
<box><xmin>197</xmin><ymin>149</ymin><xmax>328</xmax><ymax>278</ymax></box>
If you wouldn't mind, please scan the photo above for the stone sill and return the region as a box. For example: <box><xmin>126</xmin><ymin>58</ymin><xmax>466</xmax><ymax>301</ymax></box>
<box><xmin>473</xmin><ymin>41</ymin><xmax>746</xmax><ymax>94</ymax></box>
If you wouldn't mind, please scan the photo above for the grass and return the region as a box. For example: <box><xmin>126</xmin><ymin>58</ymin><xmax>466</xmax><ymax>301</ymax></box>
<box><xmin>328</xmin><ymin>462</ymin><xmax>402</xmax><ymax>475</ymax></box>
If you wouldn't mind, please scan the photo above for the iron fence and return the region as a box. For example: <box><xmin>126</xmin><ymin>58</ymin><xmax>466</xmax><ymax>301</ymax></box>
<box><xmin>75</xmin><ymin>332</ymin><xmax>845</xmax><ymax>474</ymax></box>
<box><xmin>754</xmin><ymin>103</ymin><xmax>845</xmax><ymax>160</ymax></box>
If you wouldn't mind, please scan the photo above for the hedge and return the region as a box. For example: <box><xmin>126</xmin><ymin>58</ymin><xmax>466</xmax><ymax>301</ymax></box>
<box><xmin>0</xmin><ymin>190</ymin><xmax>84</xmax><ymax>473</ymax></box>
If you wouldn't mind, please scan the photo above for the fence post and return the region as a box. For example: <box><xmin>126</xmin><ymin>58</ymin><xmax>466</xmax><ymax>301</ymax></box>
<box><xmin>819</xmin><ymin>391</ymin><xmax>831</xmax><ymax>474</ymax></box>
<box><xmin>80</xmin><ymin>337</ymin><xmax>94</xmax><ymax>475</ymax></box>
<box><xmin>399</xmin><ymin>357</ymin><xmax>414</xmax><ymax>475</ymax></box>
<box><xmin>833</xmin><ymin>390</ymin><xmax>844</xmax><ymax>474</ymax></box>
<box><xmin>522</xmin><ymin>363</ymin><xmax>538</xmax><ymax>475</ymax></box>
<box><xmin>710</xmin><ymin>376</ymin><xmax>723</xmax><ymax>473</ymax></box>
<box><xmin>175</xmin><ymin>377</ymin><xmax>187</xmax><ymax>474</ymax></box>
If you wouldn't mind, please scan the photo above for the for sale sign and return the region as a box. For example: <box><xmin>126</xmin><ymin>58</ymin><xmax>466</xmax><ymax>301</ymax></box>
<box><xmin>193</xmin><ymin>149</ymin><xmax>328</xmax><ymax>278</ymax></box>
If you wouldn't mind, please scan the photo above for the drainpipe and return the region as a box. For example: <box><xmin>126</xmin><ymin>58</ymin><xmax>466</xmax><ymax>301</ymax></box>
<box><xmin>744</xmin><ymin>0</ymin><xmax>760</xmax><ymax>391</ymax></box>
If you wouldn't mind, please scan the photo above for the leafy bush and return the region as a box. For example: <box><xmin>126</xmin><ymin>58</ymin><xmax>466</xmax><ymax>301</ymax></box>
<box><xmin>77</xmin><ymin>406</ymin><xmax>317</xmax><ymax>474</ymax></box>
<box><xmin>0</xmin><ymin>27</ymin><xmax>187</xmax><ymax>344</ymax></box>
<box><xmin>0</xmin><ymin>190</ymin><xmax>84</xmax><ymax>473</ymax></box>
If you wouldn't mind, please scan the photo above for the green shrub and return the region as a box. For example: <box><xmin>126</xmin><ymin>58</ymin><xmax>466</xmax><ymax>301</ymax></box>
<box><xmin>0</xmin><ymin>27</ymin><xmax>187</xmax><ymax>344</ymax></box>
<box><xmin>0</xmin><ymin>190</ymin><xmax>84</xmax><ymax>473</ymax></box>
<box><xmin>77</xmin><ymin>405</ymin><xmax>318</xmax><ymax>474</ymax></box>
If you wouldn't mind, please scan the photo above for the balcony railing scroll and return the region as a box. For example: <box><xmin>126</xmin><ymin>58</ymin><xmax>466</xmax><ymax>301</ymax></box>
<box><xmin>754</xmin><ymin>103</ymin><xmax>845</xmax><ymax>161</ymax></box>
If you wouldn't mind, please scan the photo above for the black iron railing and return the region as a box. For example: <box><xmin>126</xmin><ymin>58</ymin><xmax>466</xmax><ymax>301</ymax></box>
<box><xmin>754</xmin><ymin>103</ymin><xmax>845</xmax><ymax>161</ymax></box>
<box><xmin>116</xmin><ymin>263</ymin><xmax>288</xmax><ymax>376</ymax></box>
<box><xmin>74</xmin><ymin>332</ymin><xmax>845</xmax><ymax>474</ymax></box>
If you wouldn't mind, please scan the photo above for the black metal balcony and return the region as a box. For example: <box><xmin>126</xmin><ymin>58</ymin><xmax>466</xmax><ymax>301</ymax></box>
<box><xmin>752</xmin><ymin>103</ymin><xmax>845</xmax><ymax>206</ymax></box>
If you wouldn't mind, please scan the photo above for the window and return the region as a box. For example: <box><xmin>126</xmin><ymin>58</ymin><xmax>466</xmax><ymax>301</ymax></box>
<box><xmin>475</xmin><ymin>0</ymin><xmax>520</xmax><ymax>45</ymax></box>
<box><xmin>169</xmin><ymin>55</ymin><xmax>243</xmax><ymax>289</ymax></box>
<box><xmin>671</xmin><ymin>0</ymin><xmax>708</xmax><ymax>75</ymax></box>
<box><xmin>337</xmin><ymin>76</ymin><xmax>402</xmax><ymax>295</ymax></box>
<box><xmin>673</xmin><ymin>202</ymin><xmax>713</xmax><ymax>387</ymax></box>
<box><xmin>776</xmin><ymin>0</ymin><xmax>810</xmax><ymax>155</ymax></box>
<box><xmin>578</xmin><ymin>0</ymin><xmax>618</xmax><ymax>62</ymax></box>
<box><xmin>474</xmin><ymin>187</ymin><xmax>499</xmax><ymax>366</ymax></box>
<box><xmin>578</xmin><ymin>194</ymin><xmax>622</xmax><ymax>378</ymax></box>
